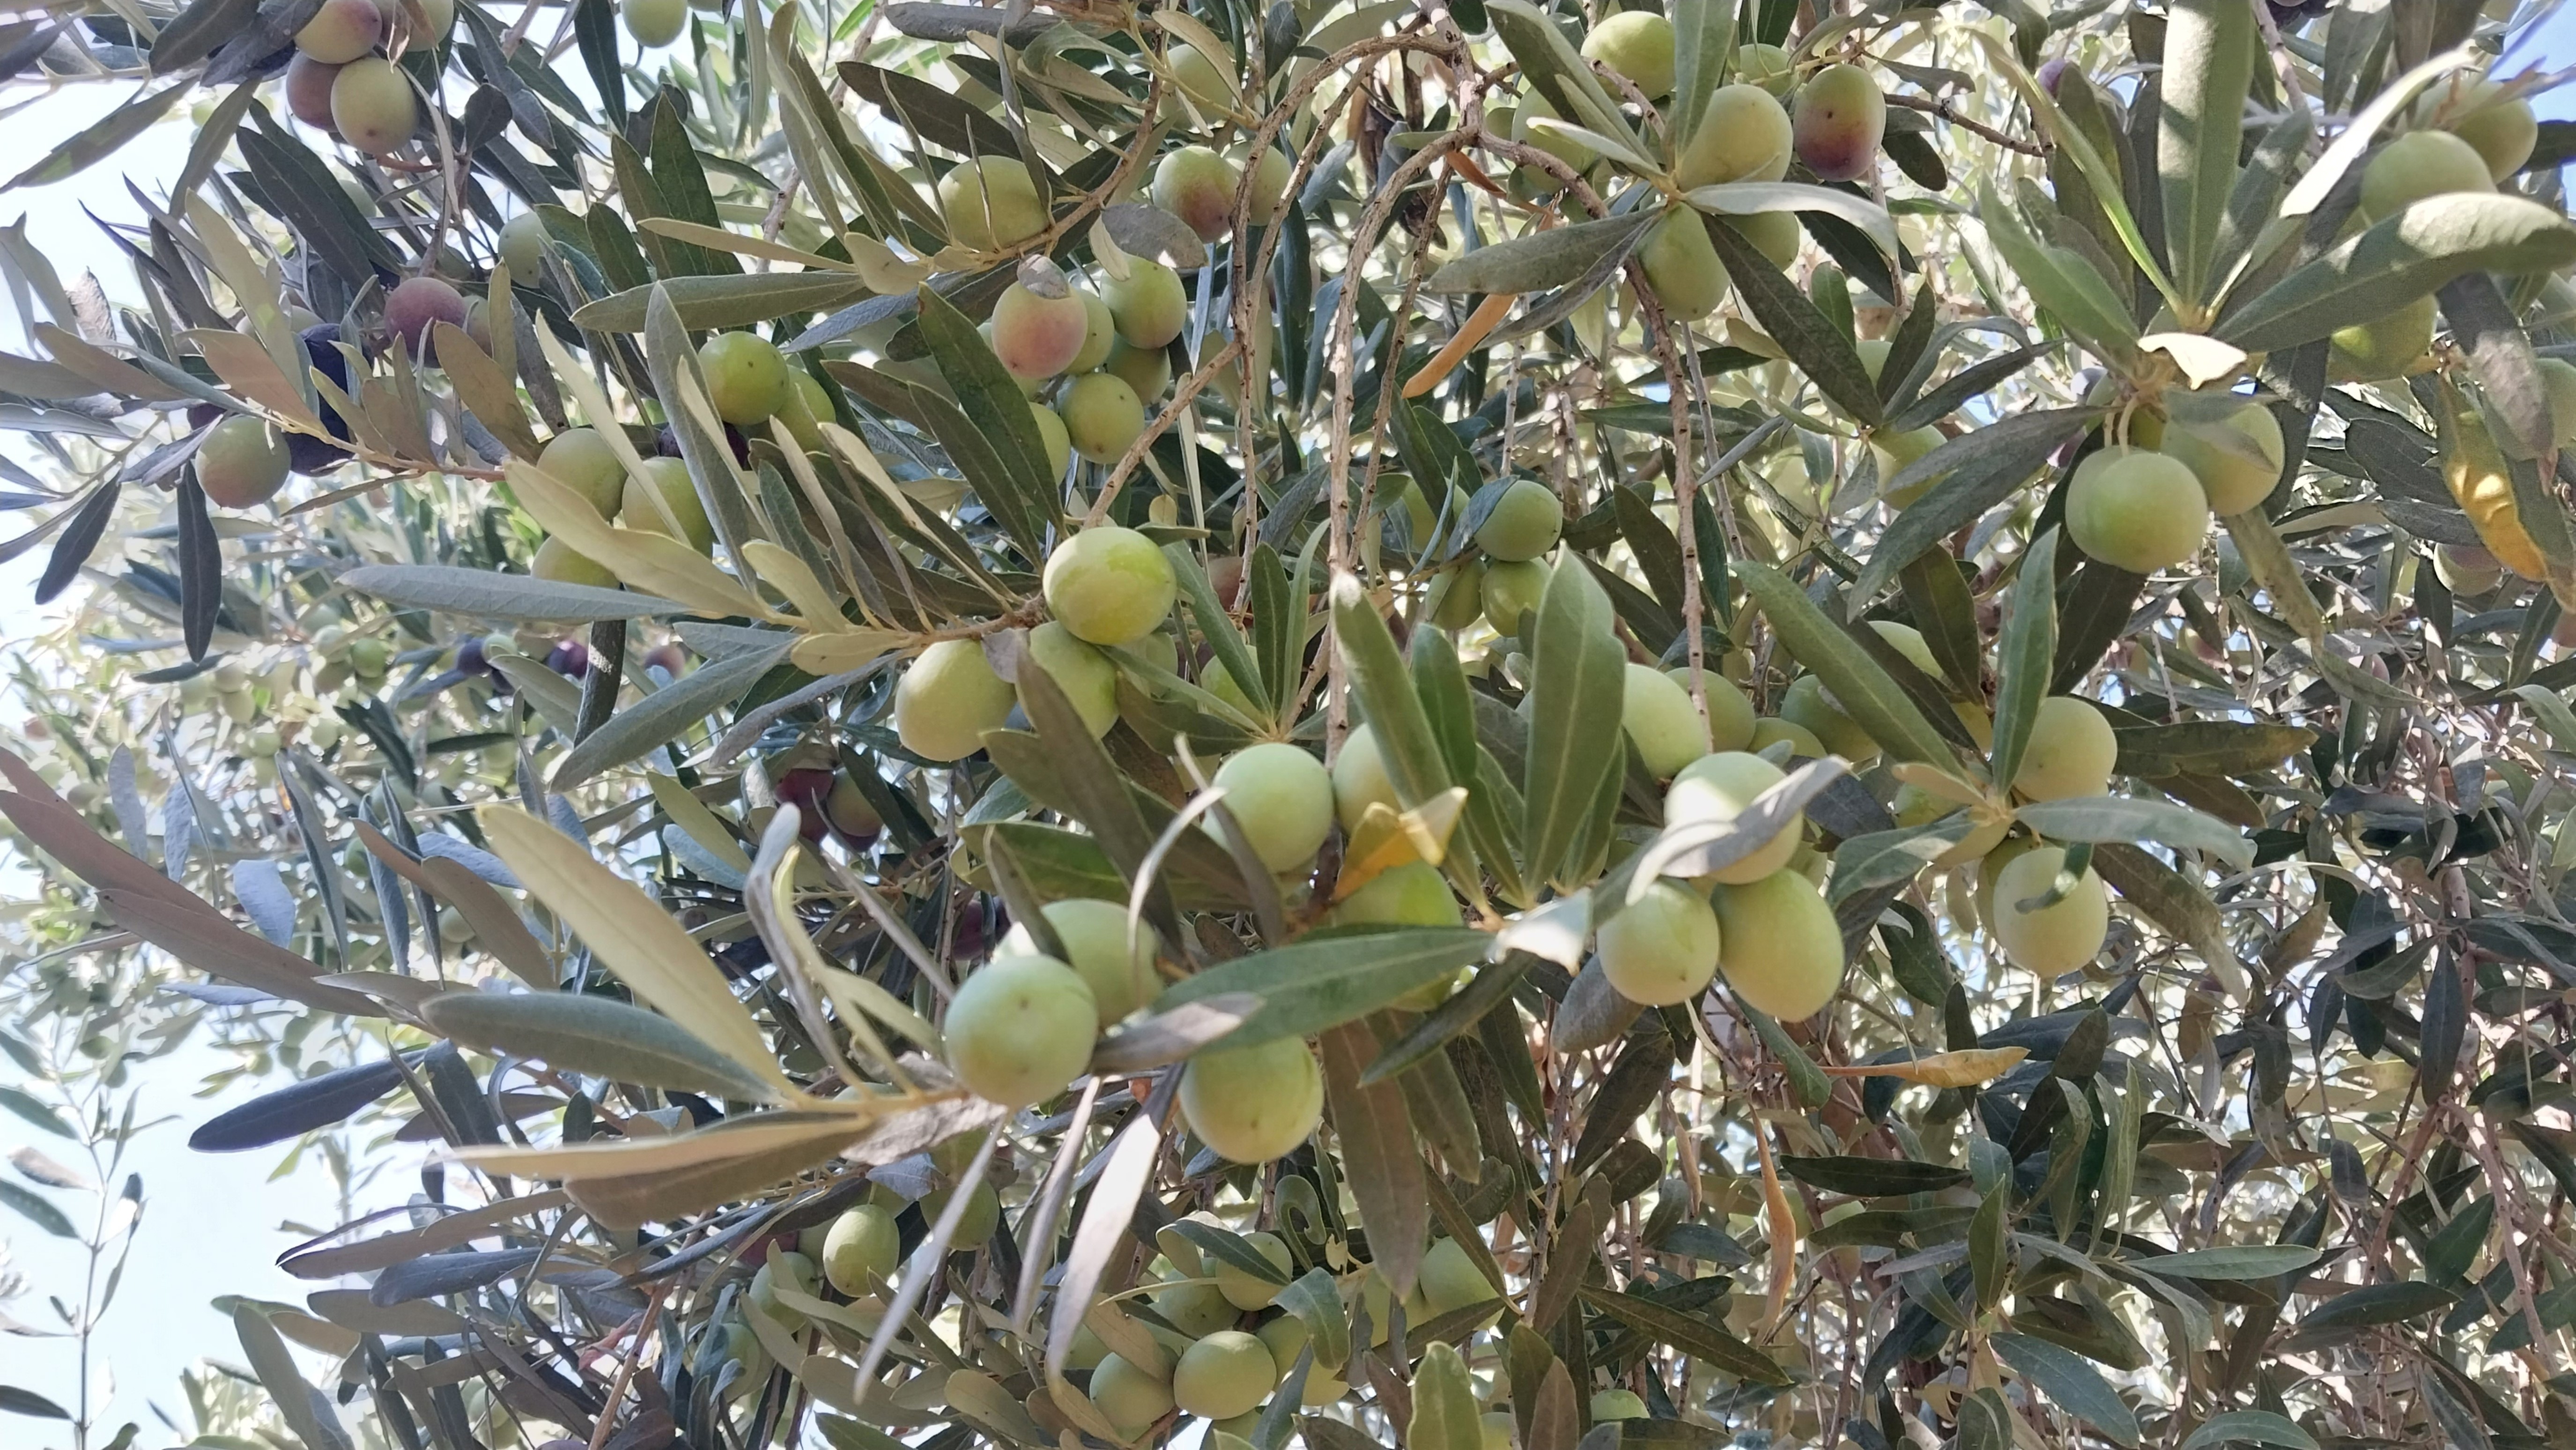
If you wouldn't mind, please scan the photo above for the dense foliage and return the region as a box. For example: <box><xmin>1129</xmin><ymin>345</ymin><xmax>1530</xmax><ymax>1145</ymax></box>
<box><xmin>3</xmin><ymin>0</ymin><xmax>2576</xmax><ymax>1448</ymax></box>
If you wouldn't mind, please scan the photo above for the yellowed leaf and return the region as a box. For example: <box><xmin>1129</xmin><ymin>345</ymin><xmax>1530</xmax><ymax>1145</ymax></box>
<box><xmin>744</xmin><ymin>538</ymin><xmax>849</xmax><ymax>631</ymax></box>
<box><xmin>478</xmin><ymin>805</ymin><xmax>796</xmax><ymax>1097</ymax></box>
<box><xmin>816</xmin><ymin>963</ymin><xmax>943</xmax><ymax>1056</ymax></box>
<box><xmin>509</xmin><ymin>460</ymin><xmax>773</xmax><ymax>620</ymax></box>
<box><xmin>1331</xmin><ymin>787</ymin><xmax>1467</xmax><ymax>899</ymax></box>
<box><xmin>647</xmin><ymin>772</ymin><xmax>753</xmax><ymax>876</ymax></box>
<box><xmin>1817</xmin><ymin>1046</ymin><xmax>2028</xmax><ymax>1089</ymax></box>
<box><xmin>186</xmin><ymin>329</ymin><xmax>325</xmax><ymax>433</ymax></box>
<box><xmin>451</xmin><ymin>1107</ymin><xmax>877</xmax><ymax>1180</ymax></box>
<box><xmin>790</xmin><ymin>630</ymin><xmax>904</xmax><ymax>676</ymax></box>
<box><xmin>640</xmin><ymin>217</ymin><xmax>860</xmax><ymax>273</ymax></box>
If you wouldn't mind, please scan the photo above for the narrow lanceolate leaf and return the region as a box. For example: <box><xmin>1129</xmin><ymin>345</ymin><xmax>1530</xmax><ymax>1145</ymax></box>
<box><xmin>2130</xmin><ymin>1244</ymin><xmax>2321</xmax><ymax>1281</ymax></box>
<box><xmin>1987</xmin><ymin>528</ymin><xmax>2062</xmax><ymax>791</ymax></box>
<box><xmin>478</xmin><ymin>807</ymin><xmax>793</xmax><ymax>1097</ymax></box>
<box><xmin>1705</xmin><ymin>217</ymin><xmax>1881</xmax><ymax>427</ymax></box>
<box><xmin>548</xmin><ymin>643</ymin><xmax>789</xmax><ymax>790</ymax></box>
<box><xmin>1664</xmin><ymin>0</ymin><xmax>1733</xmax><ymax>149</ymax></box>
<box><xmin>339</xmin><ymin>565</ymin><xmax>680</xmax><ymax>622</ymax></box>
<box><xmin>2013</xmin><ymin>795</ymin><xmax>2254</xmax><ymax>870</ymax></box>
<box><xmin>570</xmin><ymin>271</ymin><xmax>875</xmax><ymax>331</ymax></box>
<box><xmin>233</xmin><ymin>1301</ymin><xmax>349</xmax><ymax>1450</ymax></box>
<box><xmin>421</xmin><ymin>991</ymin><xmax>783</xmax><ymax>1101</ymax></box>
<box><xmin>1321</xmin><ymin>1021</ymin><xmax>1427</xmax><ymax>1297</ymax></box>
<box><xmin>1578</xmin><ymin>1286</ymin><xmax>1789</xmax><ymax>1385</ymax></box>
<box><xmin>1993</xmin><ymin>1332</ymin><xmax>2141</xmax><ymax>1447</ymax></box>
<box><xmin>1777</xmin><ymin>1154</ymin><xmax>1970</xmax><ymax>1197</ymax></box>
<box><xmin>0</xmin><ymin>1180</ymin><xmax>73</xmax><ymax>1237</ymax></box>
<box><xmin>188</xmin><ymin>1059</ymin><xmax>407</xmax><ymax>1152</ymax></box>
<box><xmin>2178</xmin><ymin>1411</ymin><xmax>2317</xmax><ymax>1450</ymax></box>
<box><xmin>1683</xmin><ymin>181</ymin><xmax>1899</xmax><ymax>263</ymax></box>
<box><xmin>2219</xmin><ymin>195</ymin><xmax>2576</xmax><ymax>352</ymax></box>
<box><xmin>1734</xmin><ymin>561</ymin><xmax>1954</xmax><ymax>766</ymax></box>
<box><xmin>1424</xmin><ymin>210</ymin><xmax>1656</xmax><ymax>296</ymax></box>
<box><xmin>2157</xmin><ymin>0</ymin><xmax>2256</xmax><ymax>306</ymax></box>
<box><xmin>1407</xmin><ymin>1342</ymin><xmax>1483</xmax><ymax>1450</ymax></box>
<box><xmin>1519</xmin><ymin>555</ymin><xmax>1627</xmax><ymax>886</ymax></box>
<box><xmin>1859</xmin><ymin>409</ymin><xmax>2097</xmax><ymax>604</ymax></box>
<box><xmin>1330</xmin><ymin>574</ymin><xmax>1455</xmax><ymax>806</ymax></box>
<box><xmin>1157</xmin><ymin>928</ymin><xmax>1490</xmax><ymax>1051</ymax></box>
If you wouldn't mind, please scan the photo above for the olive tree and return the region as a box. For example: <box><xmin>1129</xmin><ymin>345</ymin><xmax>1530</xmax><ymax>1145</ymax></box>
<box><xmin>0</xmin><ymin>0</ymin><xmax>2572</xmax><ymax>1448</ymax></box>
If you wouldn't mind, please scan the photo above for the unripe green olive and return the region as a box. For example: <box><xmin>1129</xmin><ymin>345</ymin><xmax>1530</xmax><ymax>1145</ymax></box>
<box><xmin>621</xmin><ymin>456</ymin><xmax>714</xmax><ymax>551</ymax></box>
<box><xmin>1674</xmin><ymin>83</ymin><xmax>1792</xmax><ymax>187</ymax></box>
<box><xmin>296</xmin><ymin>0</ymin><xmax>383</xmax><ymax>65</ymax></box>
<box><xmin>939</xmin><ymin>156</ymin><xmax>1047</xmax><ymax>251</ymax></box>
<box><xmin>754</xmin><ymin>1248</ymin><xmax>820</xmax><ymax>1328</ymax></box>
<box><xmin>2357</xmin><ymin>129</ymin><xmax>2493</xmax><ymax>221</ymax></box>
<box><xmin>1988</xmin><ymin>844</ymin><xmax>2110</xmax><ymax>977</ymax></box>
<box><xmin>1418</xmin><ymin>1237</ymin><xmax>1499</xmax><ymax>1316</ymax></box>
<box><xmin>1060</xmin><ymin>372</ymin><xmax>1147</xmax><ymax>464</ymax></box>
<box><xmin>1209</xmin><ymin>743</ymin><xmax>1334</xmax><ymax>872</ymax></box>
<box><xmin>2329</xmin><ymin>295</ymin><xmax>2435</xmax><ymax>381</ymax></box>
<box><xmin>1043</xmin><ymin>524</ymin><xmax>1175</xmax><ymax>645</ymax></box>
<box><xmin>1331</xmin><ymin>723</ymin><xmax>1401</xmax><ymax>830</ymax></box>
<box><xmin>1475</xmin><ymin>478</ymin><xmax>1562</xmax><ymax>561</ymax></box>
<box><xmin>329</xmin><ymin>56</ymin><xmax>416</xmax><ymax>154</ymax></box>
<box><xmin>1737</xmin><ymin>208</ymin><xmax>1802</xmax><ymax>267</ymax></box>
<box><xmin>197</xmin><ymin>416</ymin><xmax>291</xmax><ymax>509</ymax></box>
<box><xmin>1777</xmin><ymin>674</ymin><xmax>1876</xmax><ymax>764</ymax></box>
<box><xmin>1070</xmin><ymin>291</ymin><xmax>1117</xmax><ymax>373</ymax></box>
<box><xmin>1001</xmin><ymin>897</ymin><xmax>1157</xmax><ymax>1021</ymax></box>
<box><xmin>1173</xmin><ymin>1331</ymin><xmax>1278</xmax><ymax>1420</ymax></box>
<box><xmin>538</xmin><ymin>427</ymin><xmax>627</xmax><ymax>517</ymax></box>
<box><xmin>894</xmin><ymin>638</ymin><xmax>1016</xmax><ymax>761</ymax></box>
<box><xmin>497</xmin><ymin>211</ymin><xmax>548</xmax><ymax>279</ymax></box>
<box><xmin>2013</xmin><ymin>696</ymin><xmax>2117</xmax><ymax>802</ymax></box>
<box><xmin>532</xmin><ymin>535</ymin><xmax>617</xmax><ymax>589</ymax></box>
<box><xmin>622</xmin><ymin>0</ymin><xmax>685</xmax><ymax>44</ymax></box>
<box><xmin>1103</xmin><ymin>259</ymin><xmax>1189</xmax><ymax>349</ymax></box>
<box><xmin>1103</xmin><ymin>336</ymin><xmax>1173</xmax><ymax>400</ymax></box>
<box><xmin>2065</xmin><ymin>447</ymin><xmax>2211</xmax><ymax>573</ymax></box>
<box><xmin>1020</xmin><ymin>619</ymin><xmax>1118</xmax><ymax>736</ymax></box>
<box><xmin>1870</xmin><ymin>425</ymin><xmax>1945</xmax><ymax>504</ymax></box>
<box><xmin>1736</xmin><ymin>42</ymin><xmax>1795</xmax><ymax>96</ymax></box>
<box><xmin>1621</xmin><ymin>662</ymin><xmax>1711</xmax><ymax>777</ymax></box>
<box><xmin>1662</xmin><ymin>667</ymin><xmax>1757</xmax><ymax>752</ymax></box>
<box><xmin>1637</xmin><ymin>209</ymin><xmax>1727</xmax><ymax>321</ymax></box>
<box><xmin>1332</xmin><ymin>859</ymin><xmax>1455</xmax><ymax>928</ymax></box>
<box><xmin>919</xmin><ymin>1177</ymin><xmax>1001</xmax><ymax>1245</ymax></box>
<box><xmin>1090</xmin><ymin>1352</ymin><xmax>1175</xmax><ymax>1435</ymax></box>
<box><xmin>944</xmin><ymin>953</ymin><xmax>1098</xmax><ymax>1108</ymax></box>
<box><xmin>1180</xmin><ymin>1035</ymin><xmax>1324</xmax><ymax>1163</ymax></box>
<box><xmin>1243</xmin><ymin>145</ymin><xmax>1292</xmax><ymax>224</ymax></box>
<box><xmin>1164</xmin><ymin>42</ymin><xmax>1236</xmax><ymax>117</ymax></box>
<box><xmin>1665</xmin><ymin>750</ymin><xmax>1800</xmax><ymax>883</ymax></box>
<box><xmin>820</xmin><ymin>1204</ymin><xmax>901</xmax><ymax>1296</ymax></box>
<box><xmin>2162</xmin><ymin>398</ymin><xmax>2284</xmax><ymax>516</ymax></box>
<box><xmin>2416</xmin><ymin>76</ymin><xmax>2538</xmax><ymax>181</ymax></box>
<box><xmin>1512</xmin><ymin>91</ymin><xmax>1598</xmax><ymax>175</ymax></box>
<box><xmin>1591</xmin><ymin>1390</ymin><xmax>1648</xmax><ymax>1422</ymax></box>
<box><xmin>1255</xmin><ymin>1317</ymin><xmax>1349</xmax><ymax>1403</ymax></box>
<box><xmin>1710</xmin><ymin>869</ymin><xmax>1844</xmax><ymax>1020</ymax></box>
<box><xmin>1481</xmin><ymin>558</ymin><xmax>1550</xmax><ymax>634</ymax></box>
<box><xmin>1155</xmin><ymin>1276</ymin><xmax>1237</xmax><ymax>1337</ymax></box>
<box><xmin>1581</xmin><ymin>11</ymin><xmax>1674</xmax><ymax>98</ymax></box>
<box><xmin>1154</xmin><ymin>145</ymin><xmax>1240</xmax><ymax>243</ymax></box>
<box><xmin>1598</xmin><ymin>881</ymin><xmax>1721</xmax><ymax>1006</ymax></box>
<box><xmin>1215</xmin><ymin>1231</ymin><xmax>1293</xmax><ymax>1310</ymax></box>
<box><xmin>1791</xmin><ymin>63</ymin><xmax>1885</xmax><ymax>183</ymax></box>
<box><xmin>699</xmin><ymin>332</ymin><xmax>793</xmax><ymax>425</ymax></box>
